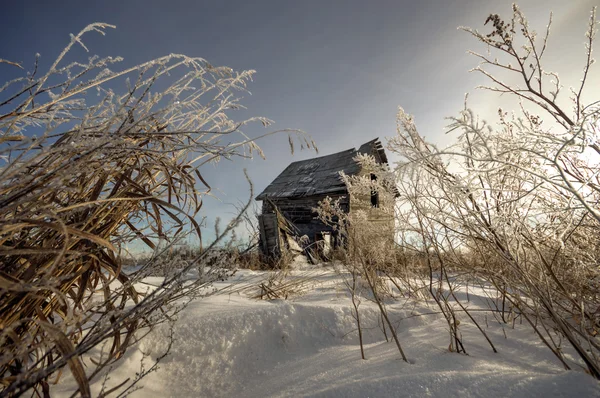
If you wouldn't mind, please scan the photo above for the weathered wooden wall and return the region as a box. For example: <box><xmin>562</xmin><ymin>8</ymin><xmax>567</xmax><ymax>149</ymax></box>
<box><xmin>259</xmin><ymin>193</ymin><xmax>349</xmax><ymax>256</ymax></box>
<box><xmin>349</xmin><ymin>168</ymin><xmax>396</xmax><ymax>233</ymax></box>
<box><xmin>258</xmin><ymin>213</ymin><xmax>280</xmax><ymax>257</ymax></box>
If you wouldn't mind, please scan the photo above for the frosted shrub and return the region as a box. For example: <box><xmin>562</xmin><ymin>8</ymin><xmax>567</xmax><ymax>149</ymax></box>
<box><xmin>390</xmin><ymin>5</ymin><xmax>600</xmax><ymax>377</ymax></box>
<box><xmin>316</xmin><ymin>155</ymin><xmax>408</xmax><ymax>361</ymax></box>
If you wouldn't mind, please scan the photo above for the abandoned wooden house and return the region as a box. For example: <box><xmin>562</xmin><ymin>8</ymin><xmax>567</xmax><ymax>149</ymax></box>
<box><xmin>256</xmin><ymin>138</ymin><xmax>396</xmax><ymax>260</ymax></box>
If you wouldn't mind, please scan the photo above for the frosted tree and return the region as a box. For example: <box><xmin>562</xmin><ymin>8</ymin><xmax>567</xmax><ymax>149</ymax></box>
<box><xmin>389</xmin><ymin>5</ymin><xmax>600</xmax><ymax>377</ymax></box>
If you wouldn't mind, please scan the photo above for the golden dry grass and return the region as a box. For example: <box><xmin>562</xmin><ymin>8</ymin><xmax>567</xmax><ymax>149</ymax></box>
<box><xmin>0</xmin><ymin>24</ymin><xmax>313</xmax><ymax>396</ymax></box>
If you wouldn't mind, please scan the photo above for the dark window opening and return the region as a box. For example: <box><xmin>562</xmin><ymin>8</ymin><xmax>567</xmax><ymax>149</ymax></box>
<box><xmin>371</xmin><ymin>173</ymin><xmax>379</xmax><ymax>208</ymax></box>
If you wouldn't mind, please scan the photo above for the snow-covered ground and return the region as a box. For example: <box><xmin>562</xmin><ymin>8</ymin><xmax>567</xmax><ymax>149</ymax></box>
<box><xmin>54</xmin><ymin>266</ymin><xmax>600</xmax><ymax>397</ymax></box>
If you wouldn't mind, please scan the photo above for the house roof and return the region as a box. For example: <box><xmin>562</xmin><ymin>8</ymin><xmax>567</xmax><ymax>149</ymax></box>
<box><xmin>256</xmin><ymin>138</ymin><xmax>389</xmax><ymax>200</ymax></box>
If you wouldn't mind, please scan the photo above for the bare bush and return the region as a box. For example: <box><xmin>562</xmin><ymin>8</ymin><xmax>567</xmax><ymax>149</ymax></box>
<box><xmin>389</xmin><ymin>5</ymin><xmax>600</xmax><ymax>377</ymax></box>
<box><xmin>315</xmin><ymin>154</ymin><xmax>409</xmax><ymax>362</ymax></box>
<box><xmin>313</xmin><ymin>4</ymin><xmax>600</xmax><ymax>377</ymax></box>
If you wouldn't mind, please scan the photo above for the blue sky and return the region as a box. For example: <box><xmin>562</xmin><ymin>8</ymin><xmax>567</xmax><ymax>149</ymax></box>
<box><xmin>1</xmin><ymin>0</ymin><xmax>597</xmax><ymax>249</ymax></box>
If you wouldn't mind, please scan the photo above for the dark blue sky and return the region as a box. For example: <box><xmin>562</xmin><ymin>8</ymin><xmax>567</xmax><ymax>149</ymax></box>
<box><xmin>1</xmin><ymin>0</ymin><xmax>596</xmax><ymax>247</ymax></box>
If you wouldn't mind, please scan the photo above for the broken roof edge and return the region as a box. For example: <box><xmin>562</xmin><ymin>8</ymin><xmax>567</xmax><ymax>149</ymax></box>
<box><xmin>255</xmin><ymin>138</ymin><xmax>390</xmax><ymax>201</ymax></box>
<box><xmin>255</xmin><ymin>186</ymin><xmax>347</xmax><ymax>201</ymax></box>
<box><xmin>281</xmin><ymin>147</ymin><xmax>356</xmax><ymax>168</ymax></box>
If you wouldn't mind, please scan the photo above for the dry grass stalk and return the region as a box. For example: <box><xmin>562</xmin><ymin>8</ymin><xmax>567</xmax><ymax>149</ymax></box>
<box><xmin>0</xmin><ymin>24</ymin><xmax>312</xmax><ymax>396</ymax></box>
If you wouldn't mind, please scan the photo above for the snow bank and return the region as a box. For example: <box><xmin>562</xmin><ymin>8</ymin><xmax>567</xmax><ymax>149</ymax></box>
<box><xmin>54</xmin><ymin>269</ymin><xmax>600</xmax><ymax>397</ymax></box>
<box><xmin>135</xmin><ymin>298</ymin><xmax>388</xmax><ymax>397</ymax></box>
